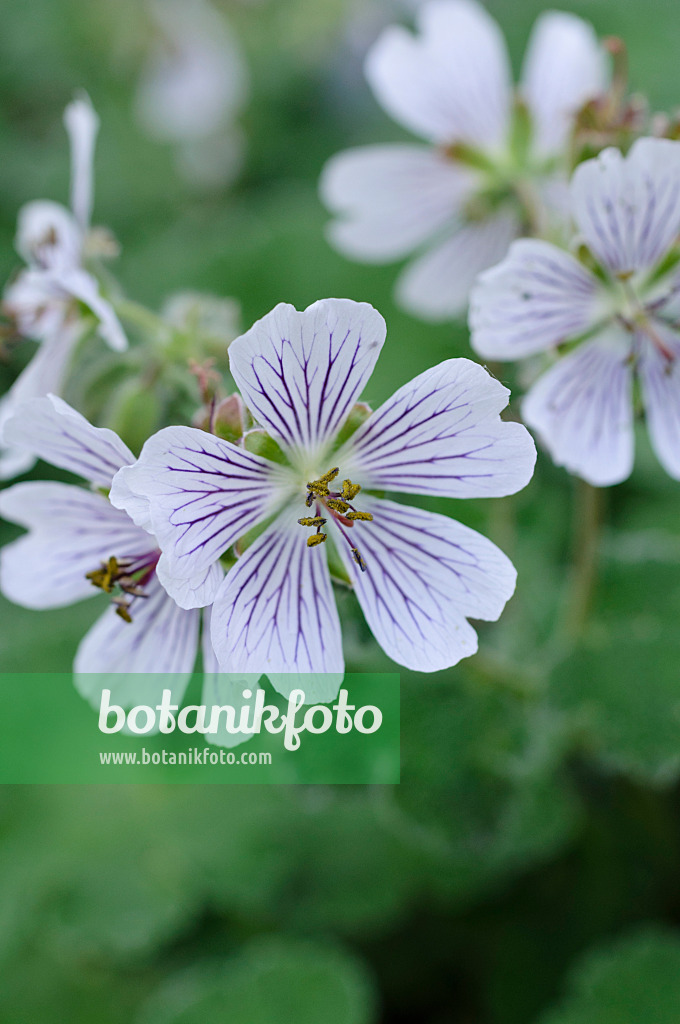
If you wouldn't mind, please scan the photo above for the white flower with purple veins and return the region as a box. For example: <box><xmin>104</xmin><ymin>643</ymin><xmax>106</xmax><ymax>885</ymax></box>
<box><xmin>111</xmin><ymin>299</ymin><xmax>536</xmax><ymax>676</ymax></box>
<box><xmin>0</xmin><ymin>95</ymin><xmax>127</xmax><ymax>479</ymax></box>
<box><xmin>470</xmin><ymin>138</ymin><xmax>680</xmax><ymax>487</ymax></box>
<box><xmin>321</xmin><ymin>0</ymin><xmax>608</xmax><ymax>322</ymax></box>
<box><xmin>0</xmin><ymin>395</ymin><xmax>214</xmax><ymax>679</ymax></box>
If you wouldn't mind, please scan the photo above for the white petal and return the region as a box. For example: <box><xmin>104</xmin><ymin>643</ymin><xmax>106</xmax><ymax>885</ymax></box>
<box><xmin>110</xmin><ymin>425</ymin><xmax>289</xmax><ymax>583</ymax></box>
<box><xmin>571</xmin><ymin>139</ymin><xmax>680</xmax><ymax>275</ymax></box>
<box><xmin>396</xmin><ymin>211</ymin><xmax>519</xmax><ymax>321</ymax></box>
<box><xmin>136</xmin><ymin>0</ymin><xmax>247</xmax><ymax>141</ymax></box>
<box><xmin>0</xmin><ymin>482</ymin><xmax>151</xmax><ymax>609</ymax></box>
<box><xmin>156</xmin><ymin>552</ymin><xmax>224</xmax><ymax>609</ymax></box>
<box><xmin>2</xmin><ymin>394</ymin><xmax>134</xmax><ymax>488</ymax></box>
<box><xmin>637</xmin><ymin>327</ymin><xmax>680</xmax><ymax>479</ymax></box>
<box><xmin>339</xmin><ymin>357</ymin><xmax>536</xmax><ymax>498</ymax></box>
<box><xmin>0</xmin><ymin>324</ymin><xmax>81</xmax><ymax>480</ymax></box>
<box><xmin>210</xmin><ymin>506</ymin><xmax>344</xmax><ymax>676</ymax></box>
<box><xmin>332</xmin><ymin>496</ymin><xmax>516</xmax><ymax>672</ymax></box>
<box><xmin>520</xmin><ymin>12</ymin><xmax>608</xmax><ymax>156</ymax></box>
<box><xmin>64</xmin><ymin>93</ymin><xmax>99</xmax><ymax>232</ymax></box>
<box><xmin>108</xmin><ymin>465</ymin><xmax>154</xmax><ymax>532</ymax></box>
<box><xmin>320</xmin><ymin>144</ymin><xmax>474</xmax><ymax>262</ymax></box>
<box><xmin>228</xmin><ymin>299</ymin><xmax>386</xmax><ymax>463</ymax></box>
<box><xmin>523</xmin><ymin>331</ymin><xmax>635</xmax><ymax>486</ymax></box>
<box><xmin>74</xmin><ymin>574</ymin><xmax>200</xmax><ymax>675</ymax></box>
<box><xmin>15</xmin><ymin>200</ymin><xmax>81</xmax><ymax>270</ymax></box>
<box><xmin>4</xmin><ymin>268</ymin><xmax>69</xmax><ymax>340</ymax></box>
<box><xmin>469</xmin><ymin>238</ymin><xmax>604</xmax><ymax>359</ymax></box>
<box><xmin>58</xmin><ymin>267</ymin><xmax>128</xmax><ymax>352</ymax></box>
<box><xmin>365</xmin><ymin>0</ymin><xmax>512</xmax><ymax>147</ymax></box>
<box><xmin>201</xmin><ymin>609</ymin><xmax>263</xmax><ymax>748</ymax></box>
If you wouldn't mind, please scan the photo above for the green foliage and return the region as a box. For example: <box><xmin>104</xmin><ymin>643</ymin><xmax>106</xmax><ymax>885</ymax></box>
<box><xmin>2</xmin><ymin>0</ymin><xmax>680</xmax><ymax>1022</ymax></box>
<box><xmin>537</xmin><ymin>928</ymin><xmax>680</xmax><ymax>1024</ymax></box>
<box><xmin>136</xmin><ymin>938</ymin><xmax>377</xmax><ymax>1024</ymax></box>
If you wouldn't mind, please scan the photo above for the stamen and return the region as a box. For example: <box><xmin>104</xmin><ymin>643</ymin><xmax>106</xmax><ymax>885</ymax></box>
<box><xmin>351</xmin><ymin>547</ymin><xmax>367</xmax><ymax>572</ymax></box>
<box><xmin>300</xmin><ymin>469</ymin><xmax>372</xmax><ymax>569</ymax></box>
<box><xmin>114</xmin><ymin>600</ymin><xmax>133</xmax><ymax>623</ymax></box>
<box><xmin>307</xmin><ymin>533</ymin><xmax>327</xmax><ymax>547</ymax></box>
<box><xmin>342</xmin><ymin>480</ymin><xmax>361</xmax><ymax>501</ymax></box>
<box><xmin>326</xmin><ymin>498</ymin><xmax>350</xmax><ymax>514</ymax></box>
<box><xmin>85</xmin><ymin>552</ymin><xmax>158</xmax><ymax>623</ymax></box>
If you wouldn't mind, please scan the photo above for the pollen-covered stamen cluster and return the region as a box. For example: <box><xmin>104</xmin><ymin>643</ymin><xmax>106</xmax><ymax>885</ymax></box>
<box><xmin>298</xmin><ymin>467</ymin><xmax>373</xmax><ymax>572</ymax></box>
<box><xmin>85</xmin><ymin>552</ymin><xmax>159</xmax><ymax>623</ymax></box>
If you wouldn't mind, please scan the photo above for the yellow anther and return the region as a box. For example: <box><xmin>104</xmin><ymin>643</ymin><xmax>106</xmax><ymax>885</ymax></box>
<box><xmin>309</xmin><ymin>483</ymin><xmax>330</xmax><ymax>496</ymax></box>
<box><xmin>86</xmin><ymin>555</ymin><xmax>120</xmax><ymax>593</ymax></box>
<box><xmin>326</xmin><ymin>498</ymin><xmax>350</xmax><ymax>514</ymax></box>
<box><xmin>342</xmin><ymin>479</ymin><xmax>361</xmax><ymax>501</ymax></box>
<box><xmin>319</xmin><ymin>467</ymin><xmax>339</xmax><ymax>483</ymax></box>
<box><xmin>307</xmin><ymin>532</ymin><xmax>327</xmax><ymax>547</ymax></box>
<box><xmin>346</xmin><ymin>511</ymin><xmax>373</xmax><ymax>521</ymax></box>
<box><xmin>114</xmin><ymin>601</ymin><xmax>133</xmax><ymax>623</ymax></box>
<box><xmin>298</xmin><ymin>516</ymin><xmax>327</xmax><ymax>527</ymax></box>
<box><xmin>351</xmin><ymin>547</ymin><xmax>367</xmax><ymax>572</ymax></box>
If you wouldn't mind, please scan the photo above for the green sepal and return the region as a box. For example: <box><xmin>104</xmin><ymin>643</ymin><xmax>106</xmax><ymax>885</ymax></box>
<box><xmin>243</xmin><ymin>429</ymin><xmax>290</xmax><ymax>466</ymax></box>
<box><xmin>508</xmin><ymin>97</ymin><xmax>533</xmax><ymax>168</ymax></box>
<box><xmin>332</xmin><ymin>402</ymin><xmax>372</xmax><ymax>451</ymax></box>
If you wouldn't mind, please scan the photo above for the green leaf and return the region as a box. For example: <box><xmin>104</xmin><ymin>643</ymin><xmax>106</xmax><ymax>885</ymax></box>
<box><xmin>550</xmin><ymin>637</ymin><xmax>680</xmax><ymax>784</ymax></box>
<box><xmin>136</xmin><ymin>937</ymin><xmax>377</xmax><ymax>1024</ymax></box>
<box><xmin>537</xmin><ymin>928</ymin><xmax>680</xmax><ymax>1024</ymax></box>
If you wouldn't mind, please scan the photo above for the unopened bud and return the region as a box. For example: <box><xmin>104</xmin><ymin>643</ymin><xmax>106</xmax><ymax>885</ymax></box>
<box><xmin>213</xmin><ymin>394</ymin><xmax>245</xmax><ymax>442</ymax></box>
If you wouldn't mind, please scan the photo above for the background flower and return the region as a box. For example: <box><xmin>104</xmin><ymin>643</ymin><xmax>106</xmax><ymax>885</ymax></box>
<box><xmin>321</xmin><ymin>0</ymin><xmax>608</xmax><ymax>321</ymax></box>
<box><xmin>470</xmin><ymin>138</ymin><xmax>680</xmax><ymax>486</ymax></box>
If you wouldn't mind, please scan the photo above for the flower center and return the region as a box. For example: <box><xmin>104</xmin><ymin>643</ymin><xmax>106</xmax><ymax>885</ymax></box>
<box><xmin>297</xmin><ymin>467</ymin><xmax>373</xmax><ymax>573</ymax></box>
<box><xmin>85</xmin><ymin>551</ymin><xmax>160</xmax><ymax>622</ymax></box>
<box><xmin>615</xmin><ymin>274</ymin><xmax>677</xmax><ymax>363</ymax></box>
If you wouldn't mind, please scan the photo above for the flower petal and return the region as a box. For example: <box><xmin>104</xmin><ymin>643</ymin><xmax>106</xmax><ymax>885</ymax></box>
<box><xmin>210</xmin><ymin>506</ymin><xmax>344</xmax><ymax>676</ymax></box>
<box><xmin>637</xmin><ymin>327</ymin><xmax>680</xmax><ymax>479</ymax></box>
<box><xmin>0</xmin><ymin>482</ymin><xmax>150</xmax><ymax>609</ymax></box>
<box><xmin>2</xmin><ymin>394</ymin><xmax>134</xmax><ymax>488</ymax></box>
<box><xmin>365</xmin><ymin>0</ymin><xmax>511</xmax><ymax>147</ymax></box>
<box><xmin>396</xmin><ymin>211</ymin><xmax>519</xmax><ymax>321</ymax></box>
<box><xmin>15</xmin><ymin>200</ymin><xmax>81</xmax><ymax>271</ymax></box>
<box><xmin>0</xmin><ymin>324</ymin><xmax>81</xmax><ymax>480</ymax></box>
<box><xmin>338</xmin><ymin>357</ymin><xmax>536</xmax><ymax>498</ymax></box>
<box><xmin>57</xmin><ymin>267</ymin><xmax>128</xmax><ymax>352</ymax></box>
<box><xmin>110</xmin><ymin>425</ymin><xmax>290</xmax><ymax>583</ymax></box>
<box><xmin>228</xmin><ymin>299</ymin><xmax>386</xmax><ymax>463</ymax></box>
<box><xmin>201</xmin><ymin>609</ymin><xmax>263</xmax><ymax>748</ymax></box>
<box><xmin>332</xmin><ymin>496</ymin><xmax>516</xmax><ymax>672</ymax></box>
<box><xmin>523</xmin><ymin>331</ymin><xmax>634</xmax><ymax>486</ymax></box>
<box><xmin>469</xmin><ymin>238</ymin><xmax>603</xmax><ymax>359</ymax></box>
<box><xmin>320</xmin><ymin>144</ymin><xmax>474</xmax><ymax>262</ymax></box>
<box><xmin>4</xmin><ymin>268</ymin><xmax>69</xmax><ymax>341</ymax></box>
<box><xmin>156</xmin><ymin>552</ymin><xmax>224</xmax><ymax>609</ymax></box>
<box><xmin>520</xmin><ymin>12</ymin><xmax>608</xmax><ymax>157</ymax></box>
<box><xmin>571</xmin><ymin>139</ymin><xmax>680</xmax><ymax>275</ymax></box>
<box><xmin>64</xmin><ymin>93</ymin><xmax>99</xmax><ymax>232</ymax></box>
<box><xmin>74</xmin><ymin>574</ymin><xmax>199</xmax><ymax>674</ymax></box>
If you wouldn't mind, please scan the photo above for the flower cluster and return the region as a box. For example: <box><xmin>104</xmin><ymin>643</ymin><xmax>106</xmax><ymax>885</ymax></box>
<box><xmin>321</xmin><ymin>0</ymin><xmax>609</xmax><ymax>321</ymax></box>
<box><xmin>5</xmin><ymin>0</ymin><xmax>680</xmax><ymax>714</ymax></box>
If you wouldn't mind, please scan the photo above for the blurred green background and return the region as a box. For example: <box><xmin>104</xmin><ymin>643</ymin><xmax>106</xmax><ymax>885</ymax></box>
<box><xmin>3</xmin><ymin>0</ymin><xmax>680</xmax><ymax>1020</ymax></box>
